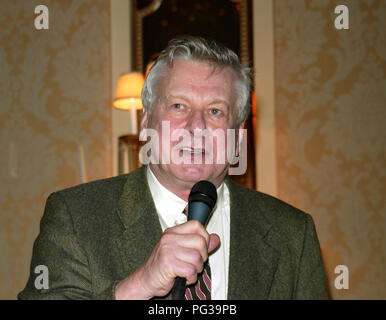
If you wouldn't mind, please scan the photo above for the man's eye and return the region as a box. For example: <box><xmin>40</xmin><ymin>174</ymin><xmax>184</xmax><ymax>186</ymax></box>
<box><xmin>209</xmin><ymin>108</ymin><xmax>222</xmax><ymax>116</ymax></box>
<box><xmin>171</xmin><ymin>104</ymin><xmax>184</xmax><ymax>110</ymax></box>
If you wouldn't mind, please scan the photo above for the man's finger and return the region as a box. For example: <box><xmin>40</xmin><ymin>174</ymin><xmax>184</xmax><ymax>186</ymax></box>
<box><xmin>165</xmin><ymin>220</ymin><xmax>210</xmax><ymax>246</ymax></box>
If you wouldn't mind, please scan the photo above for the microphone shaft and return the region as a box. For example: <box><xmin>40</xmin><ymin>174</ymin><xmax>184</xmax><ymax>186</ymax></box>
<box><xmin>171</xmin><ymin>180</ymin><xmax>217</xmax><ymax>300</ymax></box>
<box><xmin>172</xmin><ymin>277</ymin><xmax>186</xmax><ymax>300</ymax></box>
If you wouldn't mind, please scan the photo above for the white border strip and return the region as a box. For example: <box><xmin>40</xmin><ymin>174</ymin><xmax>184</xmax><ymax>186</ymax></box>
<box><xmin>253</xmin><ymin>0</ymin><xmax>277</xmax><ymax>196</ymax></box>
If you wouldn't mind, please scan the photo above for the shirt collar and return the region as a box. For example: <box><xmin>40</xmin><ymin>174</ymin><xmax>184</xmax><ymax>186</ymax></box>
<box><xmin>146</xmin><ymin>166</ymin><xmax>226</xmax><ymax>230</ymax></box>
<box><xmin>147</xmin><ymin>166</ymin><xmax>187</xmax><ymax>230</ymax></box>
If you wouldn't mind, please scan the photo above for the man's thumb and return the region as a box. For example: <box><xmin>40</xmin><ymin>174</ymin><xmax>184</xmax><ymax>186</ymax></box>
<box><xmin>208</xmin><ymin>233</ymin><xmax>221</xmax><ymax>254</ymax></box>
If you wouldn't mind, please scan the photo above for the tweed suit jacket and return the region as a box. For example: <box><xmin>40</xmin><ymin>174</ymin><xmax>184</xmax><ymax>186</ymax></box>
<box><xmin>18</xmin><ymin>166</ymin><xmax>328</xmax><ymax>300</ymax></box>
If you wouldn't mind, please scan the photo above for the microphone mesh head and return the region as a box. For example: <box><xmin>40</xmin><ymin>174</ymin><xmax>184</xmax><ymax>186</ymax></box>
<box><xmin>189</xmin><ymin>180</ymin><xmax>217</xmax><ymax>210</ymax></box>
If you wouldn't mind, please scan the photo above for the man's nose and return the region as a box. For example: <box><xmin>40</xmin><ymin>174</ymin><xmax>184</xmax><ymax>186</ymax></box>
<box><xmin>186</xmin><ymin>109</ymin><xmax>206</xmax><ymax>133</ymax></box>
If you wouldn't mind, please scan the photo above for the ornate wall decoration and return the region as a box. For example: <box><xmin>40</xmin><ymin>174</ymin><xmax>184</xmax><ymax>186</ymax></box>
<box><xmin>0</xmin><ymin>0</ymin><xmax>111</xmax><ymax>299</ymax></box>
<box><xmin>274</xmin><ymin>0</ymin><xmax>385</xmax><ymax>299</ymax></box>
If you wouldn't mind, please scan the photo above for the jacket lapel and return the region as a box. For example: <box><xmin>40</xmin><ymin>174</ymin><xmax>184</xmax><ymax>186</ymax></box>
<box><xmin>226</xmin><ymin>179</ymin><xmax>281</xmax><ymax>299</ymax></box>
<box><xmin>113</xmin><ymin>167</ymin><xmax>163</xmax><ymax>280</ymax></box>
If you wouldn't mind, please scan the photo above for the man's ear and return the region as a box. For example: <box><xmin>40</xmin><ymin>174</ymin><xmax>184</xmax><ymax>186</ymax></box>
<box><xmin>139</xmin><ymin>109</ymin><xmax>149</xmax><ymax>142</ymax></box>
<box><xmin>140</xmin><ymin>109</ymin><xmax>148</xmax><ymax>130</ymax></box>
<box><xmin>235</xmin><ymin>121</ymin><xmax>247</xmax><ymax>157</ymax></box>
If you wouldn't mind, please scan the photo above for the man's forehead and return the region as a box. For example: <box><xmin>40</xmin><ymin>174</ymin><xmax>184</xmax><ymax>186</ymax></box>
<box><xmin>166</xmin><ymin>59</ymin><xmax>237</xmax><ymax>80</ymax></box>
<box><xmin>160</xmin><ymin>61</ymin><xmax>236</xmax><ymax>96</ymax></box>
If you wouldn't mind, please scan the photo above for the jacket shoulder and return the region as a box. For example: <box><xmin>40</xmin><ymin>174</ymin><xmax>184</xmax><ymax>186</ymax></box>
<box><xmin>51</xmin><ymin>174</ymin><xmax>129</xmax><ymax>206</ymax></box>
<box><xmin>229</xmin><ymin>181</ymin><xmax>307</xmax><ymax>219</ymax></box>
<box><xmin>43</xmin><ymin>174</ymin><xmax>130</xmax><ymax>235</ymax></box>
<box><xmin>228</xmin><ymin>181</ymin><xmax>312</xmax><ymax>242</ymax></box>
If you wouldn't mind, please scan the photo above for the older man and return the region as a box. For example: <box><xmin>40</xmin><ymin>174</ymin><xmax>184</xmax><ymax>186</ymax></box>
<box><xmin>19</xmin><ymin>36</ymin><xmax>328</xmax><ymax>300</ymax></box>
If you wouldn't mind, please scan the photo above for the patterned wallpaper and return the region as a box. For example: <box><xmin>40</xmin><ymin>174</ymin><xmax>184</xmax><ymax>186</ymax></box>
<box><xmin>274</xmin><ymin>0</ymin><xmax>385</xmax><ymax>299</ymax></box>
<box><xmin>0</xmin><ymin>0</ymin><xmax>112</xmax><ymax>299</ymax></box>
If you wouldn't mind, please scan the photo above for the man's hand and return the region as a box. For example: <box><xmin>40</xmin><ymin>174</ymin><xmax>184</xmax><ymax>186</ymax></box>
<box><xmin>115</xmin><ymin>220</ymin><xmax>220</xmax><ymax>300</ymax></box>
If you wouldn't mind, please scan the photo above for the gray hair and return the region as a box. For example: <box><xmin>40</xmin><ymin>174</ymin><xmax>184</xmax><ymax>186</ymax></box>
<box><xmin>141</xmin><ymin>36</ymin><xmax>251</xmax><ymax>127</ymax></box>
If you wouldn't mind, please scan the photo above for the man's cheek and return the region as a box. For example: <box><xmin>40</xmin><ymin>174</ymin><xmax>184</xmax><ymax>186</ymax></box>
<box><xmin>211</xmin><ymin>129</ymin><xmax>228</xmax><ymax>165</ymax></box>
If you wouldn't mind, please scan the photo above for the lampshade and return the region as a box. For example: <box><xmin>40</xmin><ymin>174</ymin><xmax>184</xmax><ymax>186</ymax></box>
<box><xmin>113</xmin><ymin>72</ymin><xmax>145</xmax><ymax>110</ymax></box>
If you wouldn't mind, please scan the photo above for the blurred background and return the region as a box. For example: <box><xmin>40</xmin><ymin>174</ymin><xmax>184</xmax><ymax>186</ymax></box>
<box><xmin>0</xmin><ymin>0</ymin><xmax>384</xmax><ymax>299</ymax></box>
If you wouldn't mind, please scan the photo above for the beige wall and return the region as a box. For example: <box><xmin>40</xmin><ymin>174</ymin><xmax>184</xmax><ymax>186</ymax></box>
<box><xmin>0</xmin><ymin>0</ymin><xmax>112</xmax><ymax>299</ymax></box>
<box><xmin>270</xmin><ymin>0</ymin><xmax>385</xmax><ymax>299</ymax></box>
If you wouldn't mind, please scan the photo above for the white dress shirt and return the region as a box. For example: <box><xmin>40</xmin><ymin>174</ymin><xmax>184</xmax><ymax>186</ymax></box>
<box><xmin>146</xmin><ymin>166</ymin><xmax>230</xmax><ymax>300</ymax></box>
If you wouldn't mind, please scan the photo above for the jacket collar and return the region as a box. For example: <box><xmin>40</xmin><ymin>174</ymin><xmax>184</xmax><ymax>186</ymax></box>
<box><xmin>226</xmin><ymin>178</ymin><xmax>280</xmax><ymax>299</ymax></box>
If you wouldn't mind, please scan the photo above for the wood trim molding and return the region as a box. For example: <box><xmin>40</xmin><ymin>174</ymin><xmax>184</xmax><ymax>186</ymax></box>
<box><xmin>252</xmin><ymin>0</ymin><xmax>277</xmax><ymax>196</ymax></box>
<box><xmin>110</xmin><ymin>0</ymin><xmax>133</xmax><ymax>176</ymax></box>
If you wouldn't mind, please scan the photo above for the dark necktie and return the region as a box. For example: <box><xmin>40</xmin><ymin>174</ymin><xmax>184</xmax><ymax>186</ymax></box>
<box><xmin>182</xmin><ymin>206</ymin><xmax>212</xmax><ymax>300</ymax></box>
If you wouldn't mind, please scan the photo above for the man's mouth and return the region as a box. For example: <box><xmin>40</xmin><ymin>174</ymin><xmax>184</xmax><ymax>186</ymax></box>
<box><xmin>179</xmin><ymin>147</ymin><xmax>205</xmax><ymax>154</ymax></box>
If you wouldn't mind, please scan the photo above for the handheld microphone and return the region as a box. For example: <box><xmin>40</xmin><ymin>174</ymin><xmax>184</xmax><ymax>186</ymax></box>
<box><xmin>172</xmin><ymin>180</ymin><xmax>217</xmax><ymax>300</ymax></box>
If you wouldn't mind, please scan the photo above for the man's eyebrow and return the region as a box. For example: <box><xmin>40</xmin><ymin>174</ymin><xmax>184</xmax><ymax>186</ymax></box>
<box><xmin>208</xmin><ymin>100</ymin><xmax>230</xmax><ymax>107</ymax></box>
<box><xmin>164</xmin><ymin>95</ymin><xmax>230</xmax><ymax>107</ymax></box>
<box><xmin>164</xmin><ymin>94</ymin><xmax>190</xmax><ymax>102</ymax></box>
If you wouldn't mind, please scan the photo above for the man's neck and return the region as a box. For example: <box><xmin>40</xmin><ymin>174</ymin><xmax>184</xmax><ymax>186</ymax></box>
<box><xmin>148</xmin><ymin>165</ymin><xmax>226</xmax><ymax>202</ymax></box>
<box><xmin>147</xmin><ymin>166</ymin><xmax>193</xmax><ymax>201</ymax></box>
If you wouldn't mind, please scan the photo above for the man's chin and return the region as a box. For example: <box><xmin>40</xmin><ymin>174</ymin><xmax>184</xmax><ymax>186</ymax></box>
<box><xmin>173</xmin><ymin>166</ymin><xmax>209</xmax><ymax>182</ymax></box>
<box><xmin>170</xmin><ymin>164</ymin><xmax>226</xmax><ymax>185</ymax></box>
